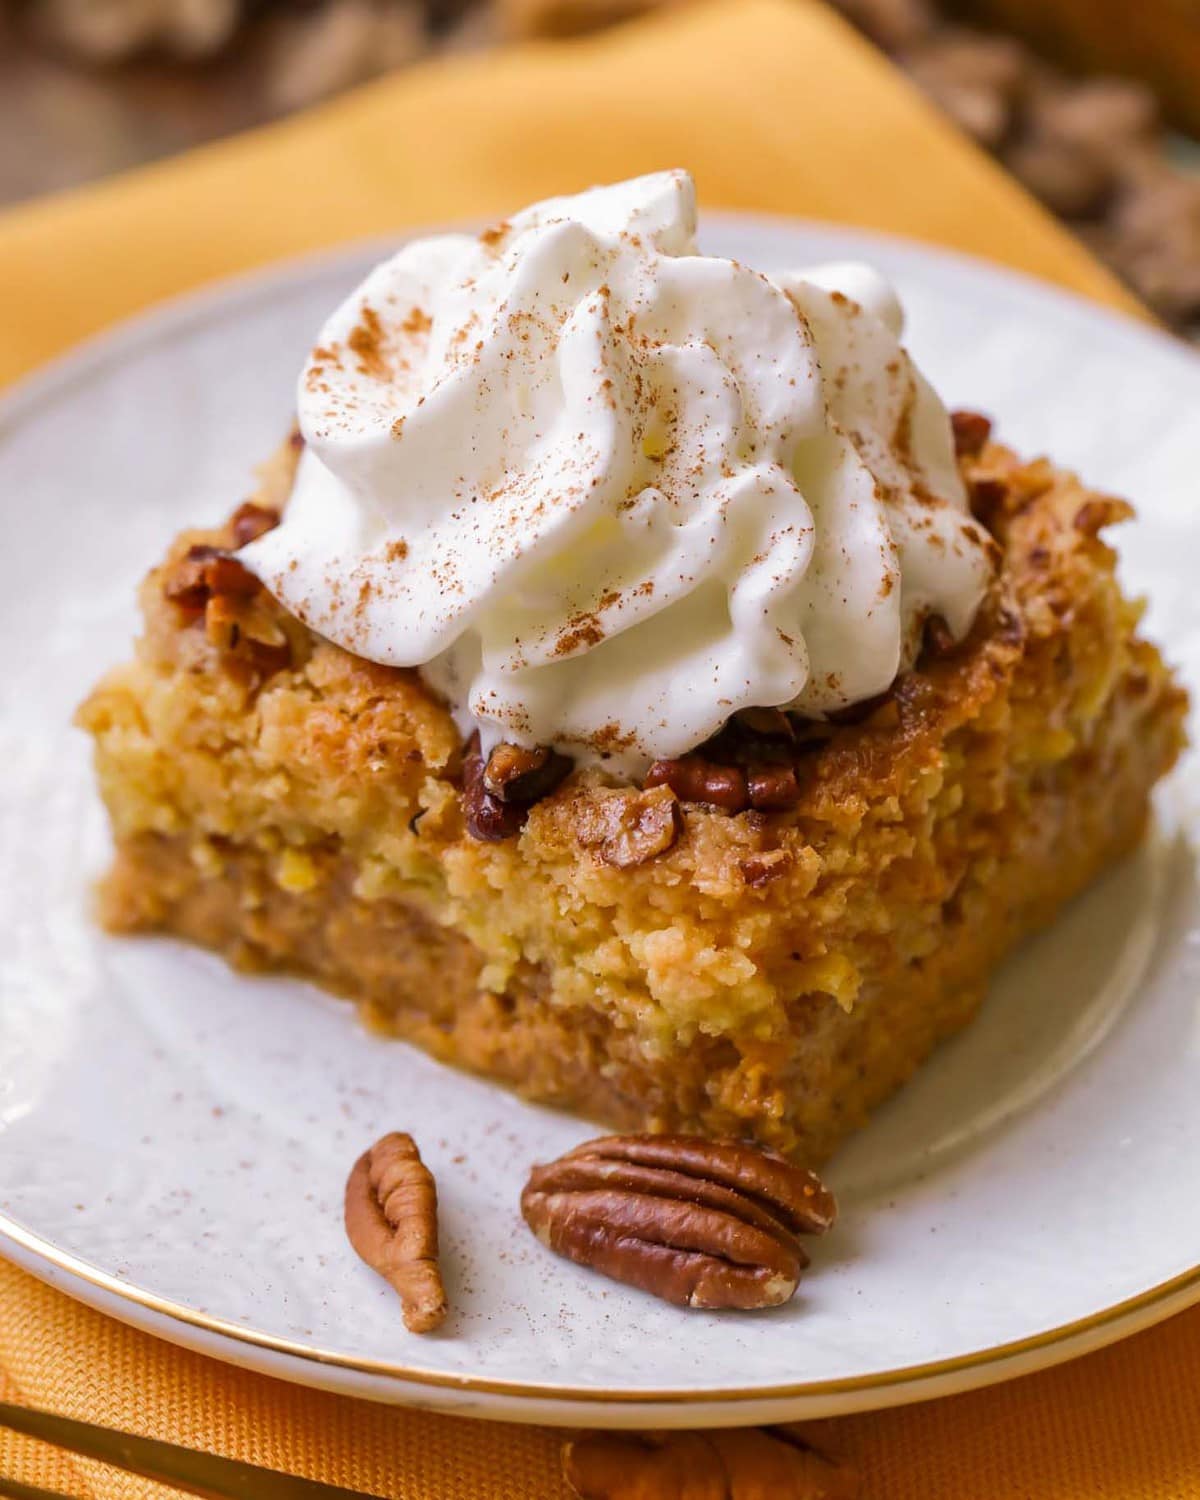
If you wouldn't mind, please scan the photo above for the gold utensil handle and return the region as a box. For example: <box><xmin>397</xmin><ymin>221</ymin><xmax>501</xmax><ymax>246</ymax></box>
<box><xmin>0</xmin><ymin>1404</ymin><xmax>384</xmax><ymax>1500</ymax></box>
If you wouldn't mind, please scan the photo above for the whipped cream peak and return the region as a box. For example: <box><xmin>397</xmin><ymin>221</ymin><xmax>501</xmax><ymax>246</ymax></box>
<box><xmin>244</xmin><ymin>171</ymin><xmax>995</xmax><ymax>774</ymax></box>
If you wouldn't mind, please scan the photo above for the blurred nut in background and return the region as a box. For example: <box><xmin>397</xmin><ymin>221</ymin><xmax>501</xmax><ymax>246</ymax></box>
<box><xmin>1</xmin><ymin>0</ymin><xmax>1199</xmax><ymax>339</ymax></box>
<box><xmin>33</xmin><ymin>0</ymin><xmax>242</xmax><ymax>61</ymax></box>
<box><xmin>266</xmin><ymin>0</ymin><xmax>427</xmax><ymax>111</ymax></box>
<box><xmin>498</xmin><ymin>0</ymin><xmax>684</xmax><ymax>39</ymax></box>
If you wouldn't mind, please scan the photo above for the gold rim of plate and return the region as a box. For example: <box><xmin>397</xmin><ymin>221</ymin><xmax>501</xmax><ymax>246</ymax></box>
<box><xmin>2</xmin><ymin>1210</ymin><xmax>1198</xmax><ymax>1407</ymax></box>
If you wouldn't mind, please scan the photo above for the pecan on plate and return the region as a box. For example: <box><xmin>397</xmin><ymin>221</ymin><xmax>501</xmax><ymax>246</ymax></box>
<box><xmin>344</xmin><ymin>1132</ymin><xmax>447</xmax><ymax>1333</ymax></box>
<box><xmin>564</xmin><ymin>1428</ymin><xmax>859</xmax><ymax>1500</ymax></box>
<box><xmin>950</xmin><ymin>408</ymin><xmax>993</xmax><ymax>458</ymax></box>
<box><xmin>520</xmin><ymin>1135</ymin><xmax>836</xmax><ymax>1310</ymax></box>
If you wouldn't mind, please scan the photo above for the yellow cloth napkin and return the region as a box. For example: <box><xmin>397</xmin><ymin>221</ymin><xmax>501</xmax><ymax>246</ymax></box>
<box><xmin>2</xmin><ymin>1</ymin><xmax>1195</xmax><ymax>1495</ymax></box>
<box><xmin>0</xmin><ymin>0</ymin><xmax>1140</xmax><ymax>383</ymax></box>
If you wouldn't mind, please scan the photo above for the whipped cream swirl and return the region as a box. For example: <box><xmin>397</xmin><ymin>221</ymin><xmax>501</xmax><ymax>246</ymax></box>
<box><xmin>244</xmin><ymin>171</ymin><xmax>994</xmax><ymax>774</ymax></box>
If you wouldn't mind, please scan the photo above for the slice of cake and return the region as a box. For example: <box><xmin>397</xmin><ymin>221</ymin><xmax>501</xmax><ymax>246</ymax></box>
<box><xmin>78</xmin><ymin>173</ymin><xmax>1186</xmax><ymax>1163</ymax></box>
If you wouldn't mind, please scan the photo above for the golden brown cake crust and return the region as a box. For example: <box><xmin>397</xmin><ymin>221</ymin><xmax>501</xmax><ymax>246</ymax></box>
<box><xmin>78</xmin><ymin>438</ymin><xmax>1188</xmax><ymax>1161</ymax></box>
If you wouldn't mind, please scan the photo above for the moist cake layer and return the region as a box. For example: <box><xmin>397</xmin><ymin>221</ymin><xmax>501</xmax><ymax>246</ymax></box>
<box><xmin>78</xmin><ymin>440</ymin><xmax>1187</xmax><ymax>1161</ymax></box>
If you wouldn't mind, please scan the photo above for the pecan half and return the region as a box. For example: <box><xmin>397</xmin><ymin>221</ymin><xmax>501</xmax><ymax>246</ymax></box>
<box><xmin>564</xmin><ymin>1428</ymin><xmax>858</xmax><ymax>1500</ymax></box>
<box><xmin>645</xmin><ymin>756</ymin><xmax>748</xmax><ymax>813</ymax></box>
<box><xmin>344</xmin><ymin>1132</ymin><xmax>447</xmax><ymax>1334</ymax></box>
<box><xmin>520</xmin><ymin>1134</ymin><xmax>835</xmax><ymax>1310</ymax></box>
<box><xmin>482</xmin><ymin>742</ymin><xmax>572</xmax><ymax>803</ymax></box>
<box><xmin>950</xmin><ymin>408</ymin><xmax>993</xmax><ymax>458</ymax></box>
<box><xmin>575</xmin><ymin>784</ymin><xmax>683</xmax><ymax>868</ymax></box>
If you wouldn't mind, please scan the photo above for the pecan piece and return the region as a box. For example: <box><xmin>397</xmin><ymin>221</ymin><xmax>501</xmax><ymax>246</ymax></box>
<box><xmin>205</xmin><ymin>592</ymin><xmax>288</xmax><ymax>652</ymax></box>
<box><xmin>163</xmin><ymin>545</ymin><xmax>260</xmax><ymax>611</ymax></box>
<box><xmin>462</xmin><ymin>736</ymin><xmax>526</xmax><ymax>841</ymax></box>
<box><xmin>740</xmin><ymin>848</ymin><xmax>794</xmax><ymax>887</ymax></box>
<box><xmin>645</xmin><ymin>756</ymin><xmax>748</xmax><ymax>813</ymax></box>
<box><xmin>162</xmin><ymin>544</ymin><xmax>225</xmax><ymax>610</ymax></box>
<box><xmin>733</xmin><ymin>706</ymin><xmax>796</xmax><ymax>741</ymax></box>
<box><xmin>1073</xmin><ymin>496</ymin><xmax>1134</xmax><ymax>536</ymax></box>
<box><xmin>564</xmin><ymin>1428</ymin><xmax>859</xmax><ymax>1500</ymax></box>
<box><xmin>229</xmin><ymin>501</ymin><xmax>281</xmax><ymax>548</ymax></box>
<box><xmin>520</xmin><ymin>1134</ymin><xmax>835</xmax><ymax>1310</ymax></box>
<box><xmin>747</xmin><ymin>763</ymin><xmax>801</xmax><ymax>810</ymax></box>
<box><xmin>950</xmin><ymin>408</ymin><xmax>993</xmax><ymax>457</ymax></box>
<box><xmin>969</xmin><ymin>475</ymin><xmax>1009</xmax><ymax>527</ymax></box>
<box><xmin>575</xmin><ymin>784</ymin><xmax>683</xmax><ymax>868</ymax></box>
<box><xmin>344</xmin><ymin>1132</ymin><xmax>447</xmax><ymax>1334</ymax></box>
<box><xmin>922</xmin><ymin>612</ymin><xmax>958</xmax><ymax>659</ymax></box>
<box><xmin>482</xmin><ymin>742</ymin><xmax>572</xmax><ymax>803</ymax></box>
<box><xmin>204</xmin><ymin>553</ymin><xmax>261</xmax><ymax>598</ymax></box>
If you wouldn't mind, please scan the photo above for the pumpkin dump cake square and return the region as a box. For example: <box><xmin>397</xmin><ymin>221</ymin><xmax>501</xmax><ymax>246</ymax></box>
<box><xmin>78</xmin><ymin>174</ymin><xmax>1186</xmax><ymax>1162</ymax></box>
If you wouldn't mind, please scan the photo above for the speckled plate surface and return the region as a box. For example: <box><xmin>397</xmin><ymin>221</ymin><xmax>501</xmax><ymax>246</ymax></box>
<box><xmin>2</xmin><ymin>218</ymin><xmax>1199</xmax><ymax>1428</ymax></box>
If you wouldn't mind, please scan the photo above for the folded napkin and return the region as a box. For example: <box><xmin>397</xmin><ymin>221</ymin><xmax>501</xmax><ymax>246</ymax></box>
<box><xmin>0</xmin><ymin>0</ymin><xmax>1138</xmax><ymax>384</ymax></box>
<box><xmin>2</xmin><ymin>1</ymin><xmax>1195</xmax><ymax>1496</ymax></box>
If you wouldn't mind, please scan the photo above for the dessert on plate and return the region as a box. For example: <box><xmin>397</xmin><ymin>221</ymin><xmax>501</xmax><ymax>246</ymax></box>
<box><xmin>78</xmin><ymin>171</ymin><xmax>1186</xmax><ymax>1163</ymax></box>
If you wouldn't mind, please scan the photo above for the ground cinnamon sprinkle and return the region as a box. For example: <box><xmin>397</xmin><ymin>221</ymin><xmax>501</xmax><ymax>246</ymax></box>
<box><xmin>400</xmin><ymin>306</ymin><xmax>432</xmax><ymax>336</ymax></box>
<box><xmin>348</xmin><ymin>305</ymin><xmax>391</xmax><ymax>380</ymax></box>
<box><xmin>479</xmin><ymin>221</ymin><xmax>510</xmax><ymax>249</ymax></box>
<box><xmin>554</xmin><ymin>616</ymin><xmax>605</xmax><ymax>656</ymax></box>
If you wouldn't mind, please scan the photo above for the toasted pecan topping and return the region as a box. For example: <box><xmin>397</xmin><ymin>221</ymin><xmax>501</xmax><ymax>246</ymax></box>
<box><xmin>162</xmin><ymin>544</ymin><xmax>225</xmax><ymax>610</ymax></box>
<box><xmin>344</xmin><ymin>1132</ymin><xmax>447</xmax><ymax>1334</ymax></box>
<box><xmin>968</xmin><ymin>476</ymin><xmax>1009</xmax><ymax>528</ymax></box>
<box><xmin>563</xmin><ymin>1428</ymin><xmax>859</xmax><ymax>1500</ymax></box>
<box><xmin>204</xmin><ymin>592</ymin><xmax>288</xmax><ymax>652</ymax></box>
<box><xmin>163</xmin><ymin>546</ymin><xmax>259</xmax><ymax>612</ymax></box>
<box><xmin>229</xmin><ymin>501</ymin><xmax>282</xmax><ymax>548</ymax></box>
<box><xmin>203</xmin><ymin>554</ymin><xmax>260</xmax><ymax>598</ymax></box>
<box><xmin>163</xmin><ymin>542</ymin><xmax>294</xmax><ymax>677</ymax></box>
<box><xmin>575</xmin><ymin>784</ymin><xmax>683</xmax><ymax>868</ymax></box>
<box><xmin>520</xmin><ymin>1133</ymin><xmax>835</xmax><ymax>1311</ymax></box>
<box><xmin>950</xmin><ymin>408</ymin><xmax>993</xmax><ymax>457</ymax></box>
<box><xmin>747</xmin><ymin>764</ymin><xmax>801</xmax><ymax>810</ymax></box>
<box><xmin>1073</xmin><ymin>496</ymin><xmax>1135</xmax><ymax>535</ymax></box>
<box><xmin>462</xmin><ymin>737</ymin><xmax>527</xmax><ymax>841</ymax></box>
<box><xmin>740</xmin><ymin>849</ymin><xmax>794</xmax><ymax>887</ymax></box>
<box><xmin>733</xmin><ymin>706</ymin><xmax>796</xmax><ymax>741</ymax></box>
<box><xmin>645</xmin><ymin>756</ymin><xmax>749</xmax><ymax>813</ymax></box>
<box><xmin>922</xmin><ymin>613</ymin><xmax>958</xmax><ymax>659</ymax></box>
<box><xmin>482</xmin><ymin>742</ymin><xmax>572</xmax><ymax>804</ymax></box>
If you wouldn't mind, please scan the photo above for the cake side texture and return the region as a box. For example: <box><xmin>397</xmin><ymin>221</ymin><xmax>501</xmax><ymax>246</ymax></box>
<box><xmin>77</xmin><ymin>440</ymin><xmax>1188</xmax><ymax>1162</ymax></box>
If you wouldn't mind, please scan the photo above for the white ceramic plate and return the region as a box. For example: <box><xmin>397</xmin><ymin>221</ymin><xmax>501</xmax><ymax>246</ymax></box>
<box><xmin>2</xmin><ymin>217</ymin><xmax>1199</xmax><ymax>1430</ymax></box>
